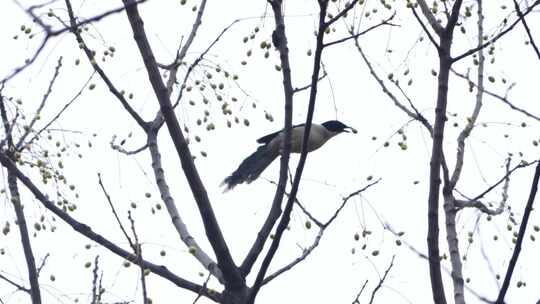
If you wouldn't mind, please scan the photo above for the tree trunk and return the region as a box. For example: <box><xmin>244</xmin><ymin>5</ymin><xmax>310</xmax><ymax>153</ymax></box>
<box><xmin>221</xmin><ymin>287</ymin><xmax>249</xmax><ymax>304</ymax></box>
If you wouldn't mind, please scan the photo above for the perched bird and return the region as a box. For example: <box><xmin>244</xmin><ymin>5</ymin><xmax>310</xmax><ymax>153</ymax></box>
<box><xmin>222</xmin><ymin>120</ymin><xmax>356</xmax><ymax>191</ymax></box>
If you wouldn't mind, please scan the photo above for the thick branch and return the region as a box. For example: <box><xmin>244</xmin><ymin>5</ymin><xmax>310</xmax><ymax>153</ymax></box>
<box><xmin>444</xmin><ymin>5</ymin><xmax>484</xmax><ymax>301</ymax></box>
<box><xmin>147</xmin><ymin>134</ymin><xmax>223</xmax><ymax>282</ymax></box>
<box><xmin>121</xmin><ymin>0</ymin><xmax>242</xmax><ymax>289</ymax></box>
<box><xmin>415</xmin><ymin>0</ymin><xmax>444</xmax><ymax>34</ymax></box>
<box><xmin>425</xmin><ymin>9</ymin><xmax>462</xmax><ymax>300</ymax></box>
<box><xmin>249</xmin><ymin>1</ymin><xmax>329</xmax><ymax>301</ymax></box>
<box><xmin>240</xmin><ymin>0</ymin><xmax>294</xmax><ymax>276</ymax></box>
<box><xmin>496</xmin><ymin>161</ymin><xmax>540</xmax><ymax>303</ymax></box>
<box><xmin>0</xmin><ymin>94</ymin><xmax>41</xmax><ymax>304</ymax></box>
<box><xmin>7</xmin><ymin>173</ymin><xmax>41</xmax><ymax>303</ymax></box>
<box><xmin>16</xmin><ymin>57</ymin><xmax>63</xmax><ymax>149</ymax></box>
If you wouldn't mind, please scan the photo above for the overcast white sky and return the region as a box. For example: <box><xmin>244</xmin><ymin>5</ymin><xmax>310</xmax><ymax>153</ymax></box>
<box><xmin>1</xmin><ymin>0</ymin><xmax>540</xmax><ymax>303</ymax></box>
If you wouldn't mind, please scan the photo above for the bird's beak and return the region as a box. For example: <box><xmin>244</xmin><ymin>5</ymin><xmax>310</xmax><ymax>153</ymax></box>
<box><xmin>344</xmin><ymin>126</ymin><xmax>357</xmax><ymax>134</ymax></box>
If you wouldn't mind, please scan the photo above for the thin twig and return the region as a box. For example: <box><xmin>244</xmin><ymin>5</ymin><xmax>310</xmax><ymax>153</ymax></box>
<box><xmin>469</xmin><ymin>160</ymin><xmax>538</xmax><ymax>202</ymax></box>
<box><xmin>352</xmin><ymin>280</ymin><xmax>369</xmax><ymax>304</ymax></box>
<box><xmin>91</xmin><ymin>255</ymin><xmax>100</xmax><ymax>304</ymax></box>
<box><xmin>353</xmin><ymin>40</ymin><xmax>433</xmax><ymax>134</ymax></box>
<box><xmin>170</xmin><ymin>19</ymin><xmax>241</xmax><ymax>112</ymax></box>
<box><xmin>65</xmin><ymin>0</ymin><xmax>148</xmax><ymax>130</ymax></box>
<box><xmin>0</xmin><ymin>273</ymin><xmax>29</xmax><ymax>293</ymax></box>
<box><xmin>122</xmin><ymin>0</ymin><xmax>241</xmax><ymax>289</ymax></box>
<box><xmin>384</xmin><ymin>223</ymin><xmax>495</xmax><ymax>304</ymax></box>
<box><xmin>128</xmin><ymin>212</ymin><xmax>148</xmax><ymax>304</ymax></box>
<box><xmin>324</xmin><ymin>0</ymin><xmax>359</xmax><ymax>27</ymax></box>
<box><xmin>452</xmin><ymin>69</ymin><xmax>540</xmax><ymax>122</ymax></box>
<box><xmin>192</xmin><ymin>273</ymin><xmax>212</xmax><ymax>304</ymax></box>
<box><xmin>453</xmin><ymin>0</ymin><xmax>540</xmax><ymax>62</ymax></box>
<box><xmin>324</xmin><ymin>13</ymin><xmax>397</xmax><ymax>48</ymax></box>
<box><xmin>262</xmin><ymin>180</ymin><xmax>379</xmax><ymax>285</ymax></box>
<box><xmin>22</xmin><ymin>72</ymin><xmax>95</xmax><ymax>150</ymax></box>
<box><xmin>110</xmin><ymin>137</ymin><xmax>148</xmax><ymax>155</ymax></box>
<box><xmin>16</xmin><ymin>57</ymin><xmax>63</xmax><ymax>149</ymax></box>
<box><xmin>293</xmin><ymin>71</ymin><xmax>328</xmax><ymax>94</ymax></box>
<box><xmin>512</xmin><ymin>0</ymin><xmax>540</xmax><ymax>60</ymax></box>
<box><xmin>36</xmin><ymin>253</ymin><xmax>50</xmax><ymax>276</ymax></box>
<box><xmin>98</xmin><ymin>173</ymin><xmax>134</xmax><ymax>247</ymax></box>
<box><xmin>2</xmin><ymin>0</ymin><xmax>147</xmax><ymax>83</ymax></box>
<box><xmin>369</xmin><ymin>255</ymin><xmax>395</xmax><ymax>304</ymax></box>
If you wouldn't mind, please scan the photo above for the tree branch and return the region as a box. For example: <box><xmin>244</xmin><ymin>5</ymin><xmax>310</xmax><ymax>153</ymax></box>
<box><xmin>469</xmin><ymin>160</ymin><xmax>537</xmax><ymax>203</ymax></box>
<box><xmin>64</xmin><ymin>0</ymin><xmax>149</xmax><ymax>130</ymax></box>
<box><xmin>121</xmin><ymin>0</ymin><xmax>242</xmax><ymax>289</ymax></box>
<box><xmin>2</xmin><ymin>0</ymin><xmax>147</xmax><ymax>83</ymax></box>
<box><xmin>352</xmin><ymin>33</ymin><xmax>433</xmax><ymax>134</ymax></box>
<box><xmin>0</xmin><ymin>273</ymin><xmax>29</xmax><ymax>293</ymax></box>
<box><xmin>324</xmin><ymin>0</ymin><xmax>358</xmax><ymax>28</ymax></box>
<box><xmin>452</xmin><ymin>69</ymin><xmax>540</xmax><ymax>122</ymax></box>
<box><xmin>22</xmin><ymin>72</ymin><xmax>95</xmax><ymax>150</ymax></box>
<box><xmin>411</xmin><ymin>7</ymin><xmax>440</xmax><ymax>51</ymax></box>
<box><xmin>261</xmin><ymin>180</ymin><xmax>379</xmax><ymax>285</ymax></box>
<box><xmin>0</xmin><ymin>95</ymin><xmax>42</xmax><ymax>304</ymax></box>
<box><xmin>249</xmin><ymin>1</ymin><xmax>330</xmax><ymax>301</ymax></box>
<box><xmin>98</xmin><ymin>174</ymin><xmax>134</xmax><ymax>247</ymax></box>
<box><xmin>368</xmin><ymin>255</ymin><xmax>395</xmax><ymax>304</ymax></box>
<box><xmin>16</xmin><ymin>57</ymin><xmax>63</xmax><ymax>149</ymax></box>
<box><xmin>452</xmin><ymin>0</ymin><xmax>540</xmax><ymax>62</ymax></box>
<box><xmin>0</xmin><ymin>153</ymin><xmax>221</xmax><ymax>302</ymax></box>
<box><xmin>496</xmin><ymin>161</ymin><xmax>540</xmax><ymax>303</ymax></box>
<box><xmin>512</xmin><ymin>0</ymin><xmax>540</xmax><ymax>60</ymax></box>
<box><xmin>146</xmin><ymin>133</ymin><xmax>223</xmax><ymax>282</ymax></box>
<box><xmin>240</xmin><ymin>0</ymin><xmax>294</xmax><ymax>277</ymax></box>
<box><xmin>127</xmin><ymin>212</ymin><xmax>148</xmax><ymax>304</ymax></box>
<box><xmin>292</xmin><ymin>71</ymin><xmax>327</xmax><ymax>94</ymax></box>
<box><xmin>324</xmin><ymin>13</ymin><xmax>397</xmax><ymax>48</ymax></box>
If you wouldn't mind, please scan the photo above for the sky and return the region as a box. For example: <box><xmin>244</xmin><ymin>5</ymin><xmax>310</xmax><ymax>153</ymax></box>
<box><xmin>1</xmin><ymin>0</ymin><xmax>540</xmax><ymax>303</ymax></box>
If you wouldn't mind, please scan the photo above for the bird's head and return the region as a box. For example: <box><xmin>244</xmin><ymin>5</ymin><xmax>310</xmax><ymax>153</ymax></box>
<box><xmin>321</xmin><ymin>120</ymin><xmax>357</xmax><ymax>135</ymax></box>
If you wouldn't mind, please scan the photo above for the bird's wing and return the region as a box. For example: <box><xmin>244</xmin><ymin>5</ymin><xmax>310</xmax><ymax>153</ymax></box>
<box><xmin>256</xmin><ymin>123</ymin><xmax>305</xmax><ymax>144</ymax></box>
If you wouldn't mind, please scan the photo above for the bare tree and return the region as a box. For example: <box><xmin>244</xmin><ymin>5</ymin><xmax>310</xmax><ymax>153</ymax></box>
<box><xmin>2</xmin><ymin>0</ymin><xmax>538</xmax><ymax>303</ymax></box>
<box><xmin>0</xmin><ymin>1</ymin><xmax>390</xmax><ymax>303</ymax></box>
<box><xmin>351</xmin><ymin>0</ymin><xmax>540</xmax><ymax>303</ymax></box>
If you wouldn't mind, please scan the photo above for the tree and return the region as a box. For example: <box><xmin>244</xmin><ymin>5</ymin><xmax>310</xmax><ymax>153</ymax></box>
<box><xmin>0</xmin><ymin>1</ymin><xmax>390</xmax><ymax>303</ymax></box>
<box><xmin>1</xmin><ymin>0</ymin><xmax>540</xmax><ymax>303</ymax></box>
<box><xmin>350</xmin><ymin>0</ymin><xmax>540</xmax><ymax>303</ymax></box>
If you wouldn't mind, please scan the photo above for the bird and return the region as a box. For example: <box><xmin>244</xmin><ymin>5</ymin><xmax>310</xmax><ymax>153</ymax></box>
<box><xmin>221</xmin><ymin>120</ymin><xmax>356</xmax><ymax>191</ymax></box>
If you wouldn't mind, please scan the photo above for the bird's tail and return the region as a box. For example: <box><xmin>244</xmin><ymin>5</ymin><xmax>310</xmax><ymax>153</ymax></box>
<box><xmin>221</xmin><ymin>145</ymin><xmax>277</xmax><ymax>191</ymax></box>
